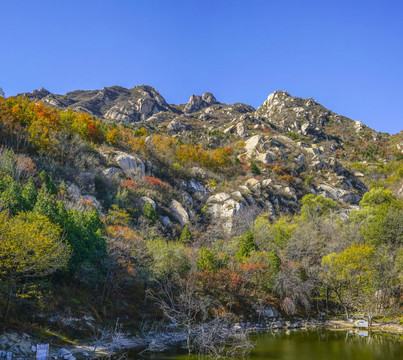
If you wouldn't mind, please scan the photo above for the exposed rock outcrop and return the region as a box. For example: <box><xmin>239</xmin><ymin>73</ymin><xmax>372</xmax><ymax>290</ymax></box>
<box><xmin>183</xmin><ymin>92</ymin><xmax>219</xmax><ymax>113</ymax></box>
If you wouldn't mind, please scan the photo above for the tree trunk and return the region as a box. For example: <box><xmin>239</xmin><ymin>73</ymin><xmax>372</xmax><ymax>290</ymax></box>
<box><xmin>325</xmin><ymin>287</ymin><xmax>329</xmax><ymax>311</ymax></box>
<box><xmin>186</xmin><ymin>325</ymin><xmax>191</xmax><ymax>354</ymax></box>
<box><xmin>344</xmin><ymin>305</ymin><xmax>349</xmax><ymax>320</ymax></box>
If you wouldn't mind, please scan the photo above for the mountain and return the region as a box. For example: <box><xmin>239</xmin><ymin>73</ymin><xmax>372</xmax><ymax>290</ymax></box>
<box><xmin>20</xmin><ymin>85</ymin><xmax>177</xmax><ymax>122</ymax></box>
<box><xmin>2</xmin><ymin>85</ymin><xmax>402</xmax><ymax>340</ymax></box>
<box><xmin>18</xmin><ymin>85</ymin><xmax>403</xmax><ymax>233</ymax></box>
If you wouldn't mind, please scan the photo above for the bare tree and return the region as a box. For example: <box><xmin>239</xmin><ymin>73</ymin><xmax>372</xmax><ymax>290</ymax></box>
<box><xmin>89</xmin><ymin>318</ymin><xmax>126</xmax><ymax>359</ymax></box>
<box><xmin>151</xmin><ymin>270</ymin><xmax>254</xmax><ymax>356</ymax></box>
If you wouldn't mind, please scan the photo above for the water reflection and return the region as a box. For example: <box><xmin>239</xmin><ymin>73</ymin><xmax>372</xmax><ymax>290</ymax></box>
<box><xmin>124</xmin><ymin>329</ymin><xmax>403</xmax><ymax>360</ymax></box>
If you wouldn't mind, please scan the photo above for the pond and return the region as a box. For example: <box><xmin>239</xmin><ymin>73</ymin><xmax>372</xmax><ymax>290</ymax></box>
<box><xmin>128</xmin><ymin>329</ymin><xmax>403</xmax><ymax>360</ymax></box>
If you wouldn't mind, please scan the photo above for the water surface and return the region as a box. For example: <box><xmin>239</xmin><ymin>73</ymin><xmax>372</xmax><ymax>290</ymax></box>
<box><xmin>129</xmin><ymin>329</ymin><xmax>402</xmax><ymax>360</ymax></box>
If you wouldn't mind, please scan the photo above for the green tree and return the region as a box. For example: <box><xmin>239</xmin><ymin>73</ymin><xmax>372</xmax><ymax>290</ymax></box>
<box><xmin>143</xmin><ymin>201</ymin><xmax>158</xmax><ymax>224</ymax></box>
<box><xmin>146</xmin><ymin>238</ymin><xmax>190</xmax><ymax>280</ymax></box>
<box><xmin>21</xmin><ymin>177</ymin><xmax>37</xmax><ymax>211</ymax></box>
<box><xmin>351</xmin><ymin>188</ymin><xmax>403</xmax><ymax>247</ymax></box>
<box><xmin>267</xmin><ymin>250</ymin><xmax>281</xmax><ymax>275</ymax></box>
<box><xmin>321</xmin><ymin>244</ymin><xmax>376</xmax><ymax>319</ymax></box>
<box><xmin>253</xmin><ymin>214</ymin><xmax>295</xmax><ymax>251</ymax></box>
<box><xmin>61</xmin><ymin>209</ymin><xmax>106</xmax><ymax>271</ymax></box>
<box><xmin>0</xmin><ymin>176</ymin><xmax>23</xmax><ymax>215</ymax></box>
<box><xmin>300</xmin><ymin>194</ymin><xmax>338</xmax><ymax>221</ymax></box>
<box><xmin>33</xmin><ymin>183</ymin><xmax>59</xmax><ymax>223</ymax></box>
<box><xmin>236</xmin><ymin>231</ymin><xmax>258</xmax><ymax>261</ymax></box>
<box><xmin>179</xmin><ymin>224</ymin><xmax>193</xmax><ymax>243</ymax></box>
<box><xmin>198</xmin><ymin>247</ymin><xmax>218</xmax><ymax>272</ymax></box>
<box><xmin>39</xmin><ymin>170</ymin><xmax>58</xmax><ymax>195</ymax></box>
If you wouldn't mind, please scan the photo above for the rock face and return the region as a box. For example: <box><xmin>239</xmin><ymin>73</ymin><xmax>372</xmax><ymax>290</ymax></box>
<box><xmin>255</xmin><ymin>90</ymin><xmax>334</xmax><ymax>140</ymax></box>
<box><xmin>183</xmin><ymin>92</ymin><xmax>219</xmax><ymax>113</ymax></box>
<box><xmin>20</xmin><ymin>85</ymin><xmax>175</xmax><ymax>123</ymax></box>
<box><xmin>207</xmin><ymin>192</ymin><xmax>246</xmax><ymax>231</ymax></box>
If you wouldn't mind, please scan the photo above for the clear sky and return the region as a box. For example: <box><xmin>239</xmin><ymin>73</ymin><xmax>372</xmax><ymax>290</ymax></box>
<box><xmin>1</xmin><ymin>0</ymin><xmax>402</xmax><ymax>134</ymax></box>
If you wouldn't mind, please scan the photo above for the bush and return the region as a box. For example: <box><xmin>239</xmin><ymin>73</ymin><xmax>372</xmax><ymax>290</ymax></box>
<box><xmin>250</xmin><ymin>161</ymin><xmax>261</xmax><ymax>176</ymax></box>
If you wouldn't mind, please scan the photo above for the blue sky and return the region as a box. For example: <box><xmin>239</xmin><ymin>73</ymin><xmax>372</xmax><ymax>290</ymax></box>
<box><xmin>1</xmin><ymin>0</ymin><xmax>402</xmax><ymax>134</ymax></box>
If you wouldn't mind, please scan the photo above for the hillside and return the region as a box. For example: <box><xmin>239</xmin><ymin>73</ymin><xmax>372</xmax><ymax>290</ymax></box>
<box><xmin>0</xmin><ymin>86</ymin><xmax>402</xmax><ymax>354</ymax></box>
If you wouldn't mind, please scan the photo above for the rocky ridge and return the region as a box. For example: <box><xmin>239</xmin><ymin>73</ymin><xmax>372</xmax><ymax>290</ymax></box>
<box><xmin>18</xmin><ymin>86</ymin><xmax>401</xmax><ymax>234</ymax></box>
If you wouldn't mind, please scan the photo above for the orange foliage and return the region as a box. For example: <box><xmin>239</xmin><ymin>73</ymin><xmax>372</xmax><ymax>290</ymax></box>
<box><xmin>121</xmin><ymin>179</ymin><xmax>138</xmax><ymax>190</ymax></box>
<box><xmin>144</xmin><ymin>176</ymin><xmax>171</xmax><ymax>188</ymax></box>
<box><xmin>279</xmin><ymin>174</ymin><xmax>295</xmax><ymax>183</ymax></box>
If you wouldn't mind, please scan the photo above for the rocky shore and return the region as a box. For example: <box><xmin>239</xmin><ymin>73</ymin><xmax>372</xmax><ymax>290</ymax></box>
<box><xmin>1</xmin><ymin>317</ymin><xmax>402</xmax><ymax>360</ymax></box>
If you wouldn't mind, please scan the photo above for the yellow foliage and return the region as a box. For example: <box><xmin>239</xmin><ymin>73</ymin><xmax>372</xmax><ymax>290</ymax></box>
<box><xmin>0</xmin><ymin>211</ymin><xmax>70</xmax><ymax>281</ymax></box>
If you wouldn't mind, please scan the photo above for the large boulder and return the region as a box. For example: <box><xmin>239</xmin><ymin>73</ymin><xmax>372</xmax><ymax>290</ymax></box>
<box><xmin>115</xmin><ymin>152</ymin><xmax>146</xmax><ymax>176</ymax></box>
<box><xmin>167</xmin><ymin>119</ymin><xmax>185</xmax><ymax>132</ymax></box>
<box><xmin>244</xmin><ymin>135</ymin><xmax>261</xmax><ymax>153</ymax></box>
<box><xmin>206</xmin><ymin>193</ymin><xmax>246</xmax><ymax>231</ymax></box>
<box><xmin>103</xmin><ymin>167</ymin><xmax>122</xmax><ymax>178</ymax></box>
<box><xmin>169</xmin><ymin>200</ymin><xmax>189</xmax><ymax>225</ymax></box>
<box><xmin>319</xmin><ymin>184</ymin><xmax>361</xmax><ymax>204</ymax></box>
<box><xmin>236</xmin><ymin>122</ymin><xmax>247</xmax><ymax>137</ymax></box>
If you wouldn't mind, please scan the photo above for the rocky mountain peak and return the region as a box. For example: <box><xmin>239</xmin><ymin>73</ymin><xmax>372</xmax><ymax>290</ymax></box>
<box><xmin>21</xmin><ymin>87</ymin><xmax>51</xmax><ymax>100</ymax></box>
<box><xmin>184</xmin><ymin>92</ymin><xmax>219</xmax><ymax>114</ymax></box>
<box><xmin>18</xmin><ymin>85</ymin><xmax>174</xmax><ymax>123</ymax></box>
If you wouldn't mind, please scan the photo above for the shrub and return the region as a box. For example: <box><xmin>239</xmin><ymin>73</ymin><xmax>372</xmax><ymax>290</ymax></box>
<box><xmin>250</xmin><ymin>161</ymin><xmax>261</xmax><ymax>176</ymax></box>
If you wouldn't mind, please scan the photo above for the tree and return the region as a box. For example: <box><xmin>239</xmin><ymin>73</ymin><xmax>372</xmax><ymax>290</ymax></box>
<box><xmin>0</xmin><ymin>211</ymin><xmax>70</xmax><ymax>326</ymax></box>
<box><xmin>253</xmin><ymin>214</ymin><xmax>295</xmax><ymax>251</ymax></box>
<box><xmin>21</xmin><ymin>177</ymin><xmax>37</xmax><ymax>211</ymax></box>
<box><xmin>0</xmin><ymin>175</ymin><xmax>23</xmax><ymax>215</ymax></box>
<box><xmin>321</xmin><ymin>244</ymin><xmax>376</xmax><ymax>320</ymax></box>
<box><xmin>351</xmin><ymin>188</ymin><xmax>403</xmax><ymax>247</ymax></box>
<box><xmin>267</xmin><ymin>250</ymin><xmax>281</xmax><ymax>275</ymax></box>
<box><xmin>179</xmin><ymin>224</ymin><xmax>193</xmax><ymax>243</ymax></box>
<box><xmin>33</xmin><ymin>183</ymin><xmax>59</xmax><ymax>223</ymax></box>
<box><xmin>142</xmin><ymin>201</ymin><xmax>158</xmax><ymax>224</ymax></box>
<box><xmin>106</xmin><ymin>204</ymin><xmax>131</xmax><ymax>226</ymax></box>
<box><xmin>198</xmin><ymin>248</ymin><xmax>218</xmax><ymax>272</ymax></box>
<box><xmin>39</xmin><ymin>170</ymin><xmax>57</xmax><ymax>195</ymax></box>
<box><xmin>300</xmin><ymin>194</ymin><xmax>338</xmax><ymax>221</ymax></box>
<box><xmin>236</xmin><ymin>231</ymin><xmax>258</xmax><ymax>261</ymax></box>
<box><xmin>61</xmin><ymin>209</ymin><xmax>106</xmax><ymax>272</ymax></box>
<box><xmin>151</xmin><ymin>271</ymin><xmax>254</xmax><ymax>356</ymax></box>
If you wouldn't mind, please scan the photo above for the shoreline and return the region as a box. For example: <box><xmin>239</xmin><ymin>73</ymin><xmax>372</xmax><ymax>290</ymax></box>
<box><xmin>1</xmin><ymin>319</ymin><xmax>402</xmax><ymax>359</ymax></box>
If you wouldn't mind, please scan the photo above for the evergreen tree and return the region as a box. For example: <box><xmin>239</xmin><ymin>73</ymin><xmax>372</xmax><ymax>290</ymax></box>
<box><xmin>198</xmin><ymin>247</ymin><xmax>218</xmax><ymax>272</ymax></box>
<box><xmin>143</xmin><ymin>201</ymin><xmax>158</xmax><ymax>224</ymax></box>
<box><xmin>39</xmin><ymin>170</ymin><xmax>58</xmax><ymax>195</ymax></box>
<box><xmin>267</xmin><ymin>250</ymin><xmax>281</xmax><ymax>275</ymax></box>
<box><xmin>236</xmin><ymin>231</ymin><xmax>258</xmax><ymax>260</ymax></box>
<box><xmin>179</xmin><ymin>224</ymin><xmax>193</xmax><ymax>243</ymax></box>
<box><xmin>33</xmin><ymin>184</ymin><xmax>59</xmax><ymax>223</ymax></box>
<box><xmin>21</xmin><ymin>177</ymin><xmax>37</xmax><ymax>211</ymax></box>
<box><xmin>0</xmin><ymin>176</ymin><xmax>22</xmax><ymax>215</ymax></box>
